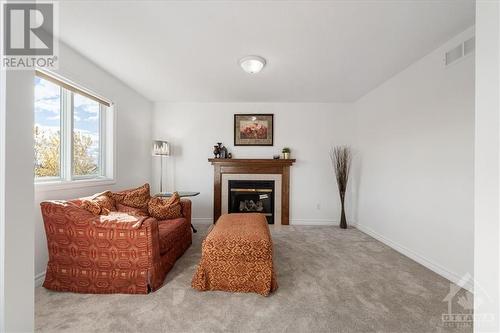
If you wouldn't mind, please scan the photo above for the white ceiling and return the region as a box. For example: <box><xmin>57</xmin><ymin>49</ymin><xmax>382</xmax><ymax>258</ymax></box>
<box><xmin>59</xmin><ymin>1</ymin><xmax>474</xmax><ymax>103</ymax></box>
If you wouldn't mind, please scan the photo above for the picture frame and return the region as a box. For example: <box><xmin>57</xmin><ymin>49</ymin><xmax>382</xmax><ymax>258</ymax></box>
<box><xmin>234</xmin><ymin>114</ymin><xmax>274</xmax><ymax>146</ymax></box>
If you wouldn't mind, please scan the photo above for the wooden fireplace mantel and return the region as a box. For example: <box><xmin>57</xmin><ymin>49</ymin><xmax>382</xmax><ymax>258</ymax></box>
<box><xmin>209</xmin><ymin>158</ymin><xmax>296</xmax><ymax>225</ymax></box>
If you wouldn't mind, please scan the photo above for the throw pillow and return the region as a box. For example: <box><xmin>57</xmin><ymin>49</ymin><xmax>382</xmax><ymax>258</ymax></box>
<box><xmin>81</xmin><ymin>199</ymin><xmax>110</xmax><ymax>215</ymax></box>
<box><xmin>148</xmin><ymin>192</ymin><xmax>182</xmax><ymax>220</ymax></box>
<box><xmin>91</xmin><ymin>190</ymin><xmax>116</xmax><ymax>211</ymax></box>
<box><xmin>112</xmin><ymin>183</ymin><xmax>151</xmax><ymax>209</ymax></box>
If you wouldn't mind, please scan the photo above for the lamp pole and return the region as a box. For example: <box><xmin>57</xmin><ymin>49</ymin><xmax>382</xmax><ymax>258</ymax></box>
<box><xmin>160</xmin><ymin>155</ymin><xmax>164</xmax><ymax>193</ymax></box>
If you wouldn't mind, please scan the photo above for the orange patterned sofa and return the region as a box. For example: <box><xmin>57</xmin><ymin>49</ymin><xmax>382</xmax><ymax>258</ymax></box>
<box><xmin>40</xmin><ymin>184</ymin><xmax>192</xmax><ymax>294</ymax></box>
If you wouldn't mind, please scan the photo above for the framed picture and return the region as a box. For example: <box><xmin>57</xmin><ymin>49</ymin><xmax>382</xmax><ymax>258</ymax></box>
<box><xmin>234</xmin><ymin>114</ymin><xmax>274</xmax><ymax>146</ymax></box>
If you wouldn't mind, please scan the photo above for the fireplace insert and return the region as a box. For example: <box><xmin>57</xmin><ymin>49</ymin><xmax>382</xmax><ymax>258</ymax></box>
<box><xmin>228</xmin><ymin>180</ymin><xmax>275</xmax><ymax>224</ymax></box>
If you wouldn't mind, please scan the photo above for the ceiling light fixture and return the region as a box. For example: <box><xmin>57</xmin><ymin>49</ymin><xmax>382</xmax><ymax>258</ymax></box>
<box><xmin>239</xmin><ymin>55</ymin><xmax>266</xmax><ymax>74</ymax></box>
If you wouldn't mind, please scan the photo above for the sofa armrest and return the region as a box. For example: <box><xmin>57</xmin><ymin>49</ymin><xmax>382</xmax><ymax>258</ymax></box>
<box><xmin>180</xmin><ymin>199</ymin><xmax>192</xmax><ymax>224</ymax></box>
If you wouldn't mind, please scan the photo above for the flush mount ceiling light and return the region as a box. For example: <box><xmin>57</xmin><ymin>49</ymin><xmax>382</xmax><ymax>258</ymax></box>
<box><xmin>239</xmin><ymin>55</ymin><xmax>266</xmax><ymax>74</ymax></box>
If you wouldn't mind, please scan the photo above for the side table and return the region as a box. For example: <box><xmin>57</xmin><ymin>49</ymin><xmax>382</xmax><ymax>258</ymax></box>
<box><xmin>155</xmin><ymin>191</ymin><xmax>200</xmax><ymax>233</ymax></box>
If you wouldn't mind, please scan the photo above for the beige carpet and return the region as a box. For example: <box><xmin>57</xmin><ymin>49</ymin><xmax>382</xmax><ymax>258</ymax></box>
<box><xmin>35</xmin><ymin>224</ymin><xmax>472</xmax><ymax>333</ymax></box>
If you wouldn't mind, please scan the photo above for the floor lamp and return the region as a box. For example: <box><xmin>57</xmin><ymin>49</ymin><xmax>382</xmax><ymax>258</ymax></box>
<box><xmin>152</xmin><ymin>140</ymin><xmax>170</xmax><ymax>193</ymax></box>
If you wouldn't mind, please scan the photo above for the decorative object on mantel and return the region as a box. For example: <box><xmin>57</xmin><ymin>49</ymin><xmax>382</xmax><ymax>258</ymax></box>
<box><xmin>213</xmin><ymin>142</ymin><xmax>231</xmax><ymax>159</ymax></box>
<box><xmin>273</xmin><ymin>155</ymin><xmax>280</xmax><ymax>160</ymax></box>
<box><xmin>213</xmin><ymin>145</ymin><xmax>220</xmax><ymax>158</ymax></box>
<box><xmin>152</xmin><ymin>140</ymin><xmax>170</xmax><ymax>193</ymax></box>
<box><xmin>330</xmin><ymin>146</ymin><xmax>352</xmax><ymax>229</ymax></box>
<box><xmin>220</xmin><ymin>145</ymin><xmax>228</xmax><ymax>159</ymax></box>
<box><xmin>234</xmin><ymin>114</ymin><xmax>273</xmax><ymax>146</ymax></box>
<box><xmin>281</xmin><ymin>147</ymin><xmax>291</xmax><ymax>159</ymax></box>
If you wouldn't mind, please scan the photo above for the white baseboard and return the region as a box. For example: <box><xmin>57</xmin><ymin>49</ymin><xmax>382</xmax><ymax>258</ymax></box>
<box><xmin>35</xmin><ymin>271</ymin><xmax>45</xmax><ymax>287</ymax></box>
<box><xmin>291</xmin><ymin>219</ymin><xmax>358</xmax><ymax>226</ymax></box>
<box><xmin>191</xmin><ymin>218</ymin><xmax>213</xmax><ymax>224</ymax></box>
<box><xmin>290</xmin><ymin>219</ymin><xmax>337</xmax><ymax>225</ymax></box>
<box><xmin>355</xmin><ymin>223</ymin><xmax>474</xmax><ymax>293</ymax></box>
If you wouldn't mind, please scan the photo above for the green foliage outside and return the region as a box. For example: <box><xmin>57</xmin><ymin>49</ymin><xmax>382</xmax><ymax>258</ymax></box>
<box><xmin>34</xmin><ymin>126</ymin><xmax>97</xmax><ymax>178</ymax></box>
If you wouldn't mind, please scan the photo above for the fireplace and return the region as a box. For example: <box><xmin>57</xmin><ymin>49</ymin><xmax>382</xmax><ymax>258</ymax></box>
<box><xmin>209</xmin><ymin>158</ymin><xmax>295</xmax><ymax>225</ymax></box>
<box><xmin>228</xmin><ymin>180</ymin><xmax>275</xmax><ymax>224</ymax></box>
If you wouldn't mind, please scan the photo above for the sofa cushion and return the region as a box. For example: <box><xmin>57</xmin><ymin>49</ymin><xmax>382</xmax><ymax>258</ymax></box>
<box><xmin>116</xmin><ymin>203</ymin><xmax>149</xmax><ymax>217</ymax></box>
<box><xmin>148</xmin><ymin>192</ymin><xmax>182</xmax><ymax>220</ymax></box>
<box><xmin>112</xmin><ymin>183</ymin><xmax>150</xmax><ymax>210</ymax></box>
<box><xmin>158</xmin><ymin>218</ymin><xmax>188</xmax><ymax>255</ymax></box>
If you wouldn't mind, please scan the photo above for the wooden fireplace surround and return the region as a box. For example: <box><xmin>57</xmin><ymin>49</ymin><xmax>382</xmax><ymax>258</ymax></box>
<box><xmin>209</xmin><ymin>158</ymin><xmax>296</xmax><ymax>225</ymax></box>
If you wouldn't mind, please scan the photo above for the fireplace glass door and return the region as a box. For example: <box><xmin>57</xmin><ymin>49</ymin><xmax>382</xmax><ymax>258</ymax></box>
<box><xmin>228</xmin><ymin>180</ymin><xmax>275</xmax><ymax>224</ymax></box>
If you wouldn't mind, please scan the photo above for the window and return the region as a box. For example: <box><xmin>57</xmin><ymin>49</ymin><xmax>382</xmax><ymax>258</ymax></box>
<box><xmin>72</xmin><ymin>93</ymin><xmax>101</xmax><ymax>178</ymax></box>
<box><xmin>34</xmin><ymin>76</ymin><xmax>61</xmax><ymax>179</ymax></box>
<box><xmin>34</xmin><ymin>70</ymin><xmax>114</xmax><ymax>186</ymax></box>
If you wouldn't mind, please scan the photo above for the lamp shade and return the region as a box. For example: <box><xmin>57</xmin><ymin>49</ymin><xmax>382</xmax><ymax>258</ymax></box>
<box><xmin>152</xmin><ymin>140</ymin><xmax>170</xmax><ymax>156</ymax></box>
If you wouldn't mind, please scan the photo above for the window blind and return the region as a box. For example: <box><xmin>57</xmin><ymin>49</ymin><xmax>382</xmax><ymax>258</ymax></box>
<box><xmin>35</xmin><ymin>70</ymin><xmax>112</xmax><ymax>107</ymax></box>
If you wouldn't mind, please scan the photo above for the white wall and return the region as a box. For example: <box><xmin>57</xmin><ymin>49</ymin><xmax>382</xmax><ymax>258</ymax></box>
<box><xmin>474</xmin><ymin>1</ymin><xmax>500</xmax><ymax>331</ymax></box>
<box><xmin>0</xmin><ymin>68</ymin><xmax>5</xmax><ymax>332</ymax></box>
<box><xmin>4</xmin><ymin>70</ymin><xmax>35</xmax><ymax>332</ymax></box>
<box><xmin>152</xmin><ymin>103</ymin><xmax>356</xmax><ymax>225</ymax></box>
<box><xmin>355</xmin><ymin>27</ymin><xmax>475</xmax><ymax>289</ymax></box>
<box><xmin>34</xmin><ymin>42</ymin><xmax>154</xmax><ymax>283</ymax></box>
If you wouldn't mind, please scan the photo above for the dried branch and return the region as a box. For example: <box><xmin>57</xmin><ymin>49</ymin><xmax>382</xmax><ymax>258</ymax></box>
<box><xmin>329</xmin><ymin>146</ymin><xmax>352</xmax><ymax>202</ymax></box>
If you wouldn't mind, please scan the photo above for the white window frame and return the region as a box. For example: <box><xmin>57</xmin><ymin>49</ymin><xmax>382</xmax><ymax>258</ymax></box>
<box><xmin>34</xmin><ymin>70</ymin><xmax>116</xmax><ymax>192</ymax></box>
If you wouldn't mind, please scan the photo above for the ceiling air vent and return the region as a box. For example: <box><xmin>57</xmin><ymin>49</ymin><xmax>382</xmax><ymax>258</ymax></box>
<box><xmin>445</xmin><ymin>37</ymin><xmax>475</xmax><ymax>66</ymax></box>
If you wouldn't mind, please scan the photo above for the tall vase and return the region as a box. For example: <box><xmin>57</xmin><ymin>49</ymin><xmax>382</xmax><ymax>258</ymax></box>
<box><xmin>340</xmin><ymin>196</ymin><xmax>347</xmax><ymax>229</ymax></box>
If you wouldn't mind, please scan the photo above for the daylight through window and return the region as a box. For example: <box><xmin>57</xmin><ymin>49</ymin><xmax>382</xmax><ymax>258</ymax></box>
<box><xmin>34</xmin><ymin>71</ymin><xmax>113</xmax><ymax>184</ymax></box>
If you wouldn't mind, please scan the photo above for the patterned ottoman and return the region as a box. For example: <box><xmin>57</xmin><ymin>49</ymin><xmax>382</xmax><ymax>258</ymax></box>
<box><xmin>191</xmin><ymin>213</ymin><xmax>278</xmax><ymax>296</ymax></box>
